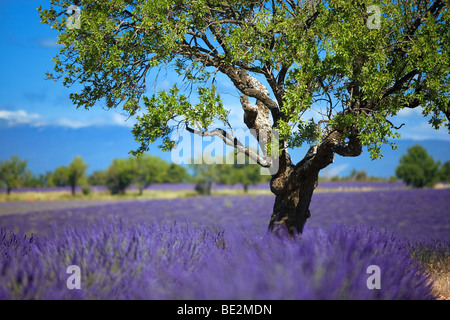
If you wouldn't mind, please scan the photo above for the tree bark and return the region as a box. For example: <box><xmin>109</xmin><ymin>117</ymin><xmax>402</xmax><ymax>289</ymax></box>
<box><xmin>269</xmin><ymin>171</ymin><xmax>318</xmax><ymax>236</ymax></box>
<box><xmin>268</xmin><ymin>150</ymin><xmax>323</xmax><ymax>236</ymax></box>
<box><xmin>268</xmin><ymin>131</ymin><xmax>362</xmax><ymax>236</ymax></box>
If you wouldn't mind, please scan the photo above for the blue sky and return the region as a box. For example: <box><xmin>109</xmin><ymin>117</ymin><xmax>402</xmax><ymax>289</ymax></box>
<box><xmin>0</xmin><ymin>1</ymin><xmax>136</xmax><ymax>128</ymax></box>
<box><xmin>0</xmin><ymin>1</ymin><xmax>449</xmax><ymax>177</ymax></box>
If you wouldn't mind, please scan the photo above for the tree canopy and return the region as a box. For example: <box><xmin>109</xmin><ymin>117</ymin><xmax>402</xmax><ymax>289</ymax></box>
<box><xmin>39</xmin><ymin>0</ymin><xmax>450</xmax><ymax>234</ymax></box>
<box><xmin>0</xmin><ymin>156</ymin><xmax>29</xmax><ymax>195</ymax></box>
<box><xmin>39</xmin><ymin>0</ymin><xmax>449</xmax><ymax>161</ymax></box>
<box><xmin>395</xmin><ymin>144</ymin><xmax>440</xmax><ymax>187</ymax></box>
<box><xmin>439</xmin><ymin>160</ymin><xmax>450</xmax><ymax>182</ymax></box>
<box><xmin>68</xmin><ymin>156</ymin><xmax>88</xmax><ymax>195</ymax></box>
<box><xmin>131</xmin><ymin>154</ymin><xmax>170</xmax><ymax>194</ymax></box>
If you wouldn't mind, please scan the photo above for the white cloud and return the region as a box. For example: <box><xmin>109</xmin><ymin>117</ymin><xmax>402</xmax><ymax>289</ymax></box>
<box><xmin>111</xmin><ymin>112</ymin><xmax>135</xmax><ymax>128</ymax></box>
<box><xmin>0</xmin><ymin>109</ymin><xmax>44</xmax><ymax>126</ymax></box>
<box><xmin>37</xmin><ymin>38</ymin><xmax>62</xmax><ymax>49</ymax></box>
<box><xmin>0</xmin><ymin>109</ymin><xmax>136</xmax><ymax>129</ymax></box>
<box><xmin>396</xmin><ymin>106</ymin><xmax>423</xmax><ymax>118</ymax></box>
<box><xmin>52</xmin><ymin>117</ymin><xmax>91</xmax><ymax>129</ymax></box>
<box><xmin>50</xmin><ymin>112</ymin><xmax>137</xmax><ymax>129</ymax></box>
<box><xmin>398</xmin><ymin>122</ymin><xmax>450</xmax><ymax>141</ymax></box>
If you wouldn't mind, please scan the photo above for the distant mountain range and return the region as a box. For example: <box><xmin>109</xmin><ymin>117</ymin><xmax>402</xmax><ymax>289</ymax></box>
<box><xmin>1</xmin><ymin>123</ymin><xmax>449</xmax><ymax>178</ymax></box>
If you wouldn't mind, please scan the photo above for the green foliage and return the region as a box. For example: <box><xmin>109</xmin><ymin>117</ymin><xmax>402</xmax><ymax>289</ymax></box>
<box><xmin>165</xmin><ymin>163</ymin><xmax>191</xmax><ymax>183</ymax></box>
<box><xmin>68</xmin><ymin>156</ymin><xmax>88</xmax><ymax>195</ymax></box>
<box><xmin>38</xmin><ymin>1</ymin><xmax>449</xmax><ymax>169</ymax></box>
<box><xmin>130</xmin><ymin>154</ymin><xmax>170</xmax><ymax>194</ymax></box>
<box><xmin>349</xmin><ymin>169</ymin><xmax>369</xmax><ymax>182</ymax></box>
<box><xmin>88</xmin><ymin>170</ymin><xmax>108</xmax><ymax>186</ymax></box>
<box><xmin>51</xmin><ymin>166</ymin><xmax>70</xmax><ymax>187</ymax></box>
<box><xmin>395</xmin><ymin>145</ymin><xmax>440</xmax><ymax>188</ymax></box>
<box><xmin>219</xmin><ymin>151</ymin><xmax>269</xmax><ymax>192</ymax></box>
<box><xmin>439</xmin><ymin>161</ymin><xmax>450</xmax><ymax>182</ymax></box>
<box><xmin>105</xmin><ymin>158</ymin><xmax>136</xmax><ymax>195</ymax></box>
<box><xmin>0</xmin><ymin>156</ymin><xmax>29</xmax><ymax>194</ymax></box>
<box><xmin>132</xmin><ymin>85</ymin><xmax>228</xmax><ymax>154</ymax></box>
<box><xmin>192</xmin><ymin>151</ymin><xmax>269</xmax><ymax>193</ymax></box>
<box><xmin>22</xmin><ymin>171</ymin><xmax>49</xmax><ymax>188</ymax></box>
<box><xmin>49</xmin><ymin>156</ymin><xmax>88</xmax><ymax>195</ymax></box>
<box><xmin>190</xmin><ymin>155</ymin><xmax>219</xmax><ymax>195</ymax></box>
<box><xmin>104</xmin><ymin>154</ymin><xmax>183</xmax><ymax>195</ymax></box>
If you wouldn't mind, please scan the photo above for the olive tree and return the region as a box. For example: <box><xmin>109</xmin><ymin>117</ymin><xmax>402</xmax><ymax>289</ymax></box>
<box><xmin>395</xmin><ymin>145</ymin><xmax>440</xmax><ymax>188</ymax></box>
<box><xmin>131</xmin><ymin>154</ymin><xmax>170</xmax><ymax>195</ymax></box>
<box><xmin>68</xmin><ymin>156</ymin><xmax>88</xmax><ymax>195</ymax></box>
<box><xmin>39</xmin><ymin>0</ymin><xmax>449</xmax><ymax>235</ymax></box>
<box><xmin>0</xmin><ymin>156</ymin><xmax>29</xmax><ymax>195</ymax></box>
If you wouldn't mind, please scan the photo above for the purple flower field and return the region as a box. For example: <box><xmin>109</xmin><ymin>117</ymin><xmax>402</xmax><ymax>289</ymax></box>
<box><xmin>0</xmin><ymin>180</ymin><xmax>408</xmax><ymax>193</ymax></box>
<box><xmin>0</xmin><ymin>187</ymin><xmax>448</xmax><ymax>300</ymax></box>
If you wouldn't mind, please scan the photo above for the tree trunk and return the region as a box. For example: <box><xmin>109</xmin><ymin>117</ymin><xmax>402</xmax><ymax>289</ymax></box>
<box><xmin>7</xmin><ymin>187</ymin><xmax>11</xmax><ymax>195</ymax></box>
<box><xmin>71</xmin><ymin>184</ymin><xmax>76</xmax><ymax>196</ymax></box>
<box><xmin>267</xmin><ymin>131</ymin><xmax>362</xmax><ymax>237</ymax></box>
<box><xmin>206</xmin><ymin>180</ymin><xmax>213</xmax><ymax>195</ymax></box>
<box><xmin>268</xmin><ymin>167</ymin><xmax>319</xmax><ymax>236</ymax></box>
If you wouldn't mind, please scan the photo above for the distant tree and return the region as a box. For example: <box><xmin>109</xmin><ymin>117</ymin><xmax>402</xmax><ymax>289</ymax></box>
<box><xmin>22</xmin><ymin>171</ymin><xmax>38</xmax><ymax>188</ymax></box>
<box><xmin>192</xmin><ymin>166</ymin><xmax>216</xmax><ymax>196</ymax></box>
<box><xmin>165</xmin><ymin>163</ymin><xmax>191</xmax><ymax>183</ymax></box>
<box><xmin>0</xmin><ymin>156</ymin><xmax>29</xmax><ymax>195</ymax></box>
<box><xmin>105</xmin><ymin>158</ymin><xmax>135</xmax><ymax>195</ymax></box>
<box><xmin>192</xmin><ymin>151</ymin><xmax>269</xmax><ymax>194</ymax></box>
<box><xmin>131</xmin><ymin>154</ymin><xmax>170</xmax><ymax>195</ymax></box>
<box><xmin>395</xmin><ymin>145</ymin><xmax>440</xmax><ymax>188</ymax></box>
<box><xmin>221</xmin><ymin>151</ymin><xmax>269</xmax><ymax>193</ymax></box>
<box><xmin>51</xmin><ymin>166</ymin><xmax>70</xmax><ymax>187</ymax></box>
<box><xmin>231</xmin><ymin>165</ymin><xmax>263</xmax><ymax>193</ymax></box>
<box><xmin>439</xmin><ymin>161</ymin><xmax>450</xmax><ymax>182</ymax></box>
<box><xmin>88</xmin><ymin>170</ymin><xmax>108</xmax><ymax>186</ymax></box>
<box><xmin>348</xmin><ymin>169</ymin><xmax>369</xmax><ymax>181</ymax></box>
<box><xmin>68</xmin><ymin>156</ymin><xmax>88</xmax><ymax>196</ymax></box>
<box><xmin>21</xmin><ymin>171</ymin><xmax>51</xmax><ymax>188</ymax></box>
<box><xmin>37</xmin><ymin>172</ymin><xmax>52</xmax><ymax>187</ymax></box>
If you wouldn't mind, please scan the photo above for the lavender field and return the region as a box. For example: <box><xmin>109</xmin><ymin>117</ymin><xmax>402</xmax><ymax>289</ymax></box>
<box><xmin>0</xmin><ymin>180</ymin><xmax>409</xmax><ymax>194</ymax></box>
<box><xmin>0</xmin><ymin>186</ymin><xmax>449</xmax><ymax>300</ymax></box>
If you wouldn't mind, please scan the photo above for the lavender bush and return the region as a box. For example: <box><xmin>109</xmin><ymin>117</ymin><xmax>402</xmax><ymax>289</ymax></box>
<box><xmin>1</xmin><ymin>189</ymin><xmax>448</xmax><ymax>242</ymax></box>
<box><xmin>0</xmin><ymin>180</ymin><xmax>408</xmax><ymax>194</ymax></box>
<box><xmin>0</xmin><ymin>188</ymin><xmax>448</xmax><ymax>300</ymax></box>
<box><xmin>0</xmin><ymin>220</ymin><xmax>435</xmax><ymax>300</ymax></box>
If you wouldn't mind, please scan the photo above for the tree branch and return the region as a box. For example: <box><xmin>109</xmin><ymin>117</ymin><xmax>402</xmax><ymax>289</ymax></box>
<box><xmin>184</xmin><ymin>124</ymin><xmax>273</xmax><ymax>168</ymax></box>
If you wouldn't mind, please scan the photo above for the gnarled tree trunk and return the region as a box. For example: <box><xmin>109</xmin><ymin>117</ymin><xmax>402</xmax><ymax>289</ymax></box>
<box><xmin>269</xmin><ymin>170</ymin><xmax>318</xmax><ymax>236</ymax></box>
<box><xmin>234</xmin><ymin>71</ymin><xmax>363</xmax><ymax>236</ymax></box>
<box><xmin>268</xmin><ymin>132</ymin><xmax>362</xmax><ymax>236</ymax></box>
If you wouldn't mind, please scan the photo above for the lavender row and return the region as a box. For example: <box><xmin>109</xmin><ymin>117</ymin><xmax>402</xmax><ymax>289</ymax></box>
<box><xmin>0</xmin><ymin>181</ymin><xmax>408</xmax><ymax>193</ymax></box>
<box><xmin>0</xmin><ymin>220</ymin><xmax>435</xmax><ymax>299</ymax></box>
<box><xmin>1</xmin><ymin>188</ymin><xmax>448</xmax><ymax>243</ymax></box>
<box><xmin>0</xmin><ymin>188</ymin><xmax>447</xmax><ymax>299</ymax></box>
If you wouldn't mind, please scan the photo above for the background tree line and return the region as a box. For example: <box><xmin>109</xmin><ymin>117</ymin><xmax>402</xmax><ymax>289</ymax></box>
<box><xmin>0</xmin><ymin>152</ymin><xmax>272</xmax><ymax>195</ymax></box>
<box><xmin>1</xmin><ymin>145</ymin><xmax>449</xmax><ymax>195</ymax></box>
<box><xmin>190</xmin><ymin>151</ymin><xmax>272</xmax><ymax>195</ymax></box>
